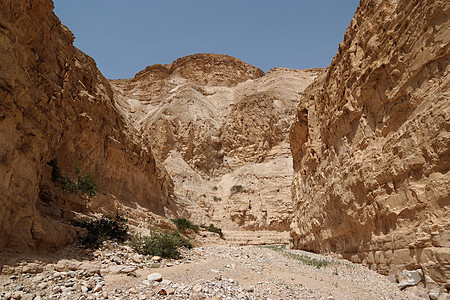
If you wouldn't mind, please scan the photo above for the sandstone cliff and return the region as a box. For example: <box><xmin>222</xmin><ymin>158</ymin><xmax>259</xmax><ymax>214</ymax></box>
<box><xmin>290</xmin><ymin>0</ymin><xmax>449</xmax><ymax>294</ymax></box>
<box><xmin>111</xmin><ymin>57</ymin><xmax>321</xmax><ymax>234</ymax></box>
<box><xmin>0</xmin><ymin>0</ymin><xmax>176</xmax><ymax>250</ymax></box>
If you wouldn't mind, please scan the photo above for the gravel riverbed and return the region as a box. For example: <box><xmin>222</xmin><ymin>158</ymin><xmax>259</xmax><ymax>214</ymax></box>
<box><xmin>0</xmin><ymin>242</ymin><xmax>420</xmax><ymax>299</ymax></box>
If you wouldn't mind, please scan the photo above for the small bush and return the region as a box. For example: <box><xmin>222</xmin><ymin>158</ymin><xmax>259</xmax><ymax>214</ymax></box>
<box><xmin>64</xmin><ymin>166</ymin><xmax>97</xmax><ymax>198</ymax></box>
<box><xmin>212</xmin><ymin>186</ymin><xmax>218</xmax><ymax>191</ymax></box>
<box><xmin>65</xmin><ymin>180</ymin><xmax>78</xmax><ymax>194</ymax></box>
<box><xmin>129</xmin><ymin>231</ymin><xmax>192</xmax><ymax>259</ymax></box>
<box><xmin>201</xmin><ymin>223</ymin><xmax>223</xmax><ymax>238</ymax></box>
<box><xmin>77</xmin><ymin>173</ymin><xmax>97</xmax><ymax>197</ymax></box>
<box><xmin>72</xmin><ymin>214</ymin><xmax>128</xmax><ymax>248</ymax></box>
<box><xmin>213</xmin><ymin>196</ymin><xmax>221</xmax><ymax>201</ymax></box>
<box><xmin>170</xmin><ymin>218</ymin><xmax>199</xmax><ymax>233</ymax></box>
<box><xmin>230</xmin><ymin>185</ymin><xmax>244</xmax><ymax>194</ymax></box>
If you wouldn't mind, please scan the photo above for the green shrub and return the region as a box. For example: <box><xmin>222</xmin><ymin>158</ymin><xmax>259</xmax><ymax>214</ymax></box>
<box><xmin>77</xmin><ymin>173</ymin><xmax>97</xmax><ymax>197</ymax></box>
<box><xmin>65</xmin><ymin>181</ymin><xmax>78</xmax><ymax>194</ymax></box>
<box><xmin>170</xmin><ymin>218</ymin><xmax>199</xmax><ymax>233</ymax></box>
<box><xmin>72</xmin><ymin>214</ymin><xmax>128</xmax><ymax>248</ymax></box>
<box><xmin>212</xmin><ymin>186</ymin><xmax>218</xmax><ymax>191</ymax></box>
<box><xmin>230</xmin><ymin>185</ymin><xmax>244</xmax><ymax>194</ymax></box>
<box><xmin>263</xmin><ymin>244</ymin><xmax>329</xmax><ymax>268</ymax></box>
<box><xmin>201</xmin><ymin>223</ymin><xmax>224</xmax><ymax>238</ymax></box>
<box><xmin>64</xmin><ymin>165</ymin><xmax>97</xmax><ymax>198</ymax></box>
<box><xmin>213</xmin><ymin>196</ymin><xmax>222</xmax><ymax>201</ymax></box>
<box><xmin>129</xmin><ymin>231</ymin><xmax>192</xmax><ymax>259</ymax></box>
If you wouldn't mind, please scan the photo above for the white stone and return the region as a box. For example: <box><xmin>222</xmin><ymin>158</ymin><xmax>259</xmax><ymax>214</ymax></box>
<box><xmin>93</xmin><ymin>284</ymin><xmax>103</xmax><ymax>293</ymax></box>
<box><xmin>142</xmin><ymin>279</ymin><xmax>151</xmax><ymax>287</ymax></box>
<box><xmin>147</xmin><ymin>273</ymin><xmax>163</xmax><ymax>282</ymax></box>
<box><xmin>193</xmin><ymin>284</ymin><xmax>202</xmax><ymax>293</ymax></box>
<box><xmin>398</xmin><ymin>269</ymin><xmax>424</xmax><ymax>289</ymax></box>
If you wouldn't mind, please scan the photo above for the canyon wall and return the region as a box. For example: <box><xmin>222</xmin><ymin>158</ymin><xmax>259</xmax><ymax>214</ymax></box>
<box><xmin>0</xmin><ymin>0</ymin><xmax>175</xmax><ymax>250</ymax></box>
<box><xmin>111</xmin><ymin>56</ymin><xmax>321</xmax><ymax>233</ymax></box>
<box><xmin>290</xmin><ymin>0</ymin><xmax>449</xmax><ymax>293</ymax></box>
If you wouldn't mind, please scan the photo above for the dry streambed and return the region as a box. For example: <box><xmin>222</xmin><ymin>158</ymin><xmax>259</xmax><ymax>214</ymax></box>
<box><xmin>0</xmin><ymin>243</ymin><xmax>419</xmax><ymax>300</ymax></box>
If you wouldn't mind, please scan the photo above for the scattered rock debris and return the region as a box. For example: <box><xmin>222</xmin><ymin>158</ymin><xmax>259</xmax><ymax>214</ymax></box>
<box><xmin>0</xmin><ymin>242</ymin><xmax>425</xmax><ymax>299</ymax></box>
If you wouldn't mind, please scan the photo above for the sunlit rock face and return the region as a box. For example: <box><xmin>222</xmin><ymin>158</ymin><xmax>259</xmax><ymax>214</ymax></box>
<box><xmin>289</xmin><ymin>0</ymin><xmax>449</xmax><ymax>291</ymax></box>
<box><xmin>111</xmin><ymin>54</ymin><xmax>321</xmax><ymax>232</ymax></box>
<box><xmin>0</xmin><ymin>0</ymin><xmax>176</xmax><ymax>250</ymax></box>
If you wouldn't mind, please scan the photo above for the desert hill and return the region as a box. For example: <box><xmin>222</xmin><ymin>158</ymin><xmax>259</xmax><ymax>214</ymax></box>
<box><xmin>111</xmin><ymin>55</ymin><xmax>321</xmax><ymax>234</ymax></box>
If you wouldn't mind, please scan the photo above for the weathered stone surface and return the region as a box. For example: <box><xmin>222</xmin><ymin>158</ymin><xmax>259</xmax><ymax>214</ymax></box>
<box><xmin>398</xmin><ymin>269</ymin><xmax>423</xmax><ymax>290</ymax></box>
<box><xmin>55</xmin><ymin>260</ymin><xmax>81</xmax><ymax>272</ymax></box>
<box><xmin>0</xmin><ymin>0</ymin><xmax>177</xmax><ymax>250</ymax></box>
<box><xmin>290</xmin><ymin>0</ymin><xmax>449</xmax><ymax>292</ymax></box>
<box><xmin>112</xmin><ymin>62</ymin><xmax>320</xmax><ymax>232</ymax></box>
<box><xmin>107</xmin><ymin>265</ymin><xmax>137</xmax><ymax>275</ymax></box>
<box><xmin>147</xmin><ymin>273</ymin><xmax>163</xmax><ymax>282</ymax></box>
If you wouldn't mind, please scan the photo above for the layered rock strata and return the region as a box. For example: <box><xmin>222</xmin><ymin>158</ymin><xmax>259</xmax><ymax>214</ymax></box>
<box><xmin>290</xmin><ymin>0</ymin><xmax>449</xmax><ymax>293</ymax></box>
<box><xmin>0</xmin><ymin>0</ymin><xmax>175</xmax><ymax>250</ymax></box>
<box><xmin>112</xmin><ymin>58</ymin><xmax>321</xmax><ymax>232</ymax></box>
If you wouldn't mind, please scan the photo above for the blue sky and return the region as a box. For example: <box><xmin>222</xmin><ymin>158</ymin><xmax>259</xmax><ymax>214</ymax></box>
<box><xmin>53</xmin><ymin>0</ymin><xmax>359</xmax><ymax>79</ymax></box>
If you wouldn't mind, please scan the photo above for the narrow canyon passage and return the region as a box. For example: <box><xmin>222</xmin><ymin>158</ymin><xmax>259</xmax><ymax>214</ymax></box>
<box><xmin>0</xmin><ymin>0</ymin><xmax>448</xmax><ymax>299</ymax></box>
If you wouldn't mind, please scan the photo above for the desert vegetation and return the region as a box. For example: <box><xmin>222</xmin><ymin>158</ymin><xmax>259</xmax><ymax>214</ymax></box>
<box><xmin>72</xmin><ymin>214</ymin><xmax>129</xmax><ymax>248</ymax></box>
<box><xmin>129</xmin><ymin>232</ymin><xmax>193</xmax><ymax>259</ymax></box>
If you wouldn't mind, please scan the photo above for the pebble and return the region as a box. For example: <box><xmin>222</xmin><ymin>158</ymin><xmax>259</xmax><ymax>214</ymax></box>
<box><xmin>93</xmin><ymin>283</ymin><xmax>103</xmax><ymax>292</ymax></box>
<box><xmin>11</xmin><ymin>291</ymin><xmax>23</xmax><ymax>299</ymax></box>
<box><xmin>0</xmin><ymin>242</ymin><xmax>422</xmax><ymax>300</ymax></box>
<box><xmin>147</xmin><ymin>273</ymin><xmax>163</xmax><ymax>282</ymax></box>
<box><xmin>193</xmin><ymin>284</ymin><xmax>202</xmax><ymax>292</ymax></box>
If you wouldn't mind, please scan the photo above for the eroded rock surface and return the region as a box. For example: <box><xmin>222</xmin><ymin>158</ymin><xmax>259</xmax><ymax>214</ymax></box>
<box><xmin>0</xmin><ymin>0</ymin><xmax>176</xmax><ymax>250</ymax></box>
<box><xmin>112</xmin><ymin>59</ymin><xmax>320</xmax><ymax>233</ymax></box>
<box><xmin>290</xmin><ymin>0</ymin><xmax>449</xmax><ymax>294</ymax></box>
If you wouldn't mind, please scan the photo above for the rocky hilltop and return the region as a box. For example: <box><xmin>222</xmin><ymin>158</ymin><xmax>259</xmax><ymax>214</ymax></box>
<box><xmin>0</xmin><ymin>0</ymin><xmax>177</xmax><ymax>250</ymax></box>
<box><xmin>290</xmin><ymin>0</ymin><xmax>449</xmax><ymax>295</ymax></box>
<box><xmin>111</xmin><ymin>57</ymin><xmax>320</xmax><ymax>234</ymax></box>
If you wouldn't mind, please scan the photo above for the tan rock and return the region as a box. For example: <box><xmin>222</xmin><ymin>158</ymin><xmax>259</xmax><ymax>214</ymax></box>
<box><xmin>166</xmin><ymin>288</ymin><xmax>175</xmax><ymax>295</ymax></box>
<box><xmin>131</xmin><ymin>254</ymin><xmax>142</xmax><ymax>263</ymax></box>
<box><xmin>0</xmin><ymin>0</ymin><xmax>176</xmax><ymax>251</ymax></box>
<box><xmin>11</xmin><ymin>291</ymin><xmax>23</xmax><ymax>300</ymax></box>
<box><xmin>111</xmin><ymin>57</ymin><xmax>320</xmax><ymax>233</ymax></box>
<box><xmin>289</xmin><ymin>0</ymin><xmax>450</xmax><ymax>292</ymax></box>
<box><xmin>193</xmin><ymin>284</ymin><xmax>203</xmax><ymax>293</ymax></box>
<box><xmin>78</xmin><ymin>262</ymin><xmax>101</xmax><ymax>274</ymax></box>
<box><xmin>55</xmin><ymin>259</ymin><xmax>81</xmax><ymax>272</ymax></box>
<box><xmin>22</xmin><ymin>263</ymin><xmax>44</xmax><ymax>274</ymax></box>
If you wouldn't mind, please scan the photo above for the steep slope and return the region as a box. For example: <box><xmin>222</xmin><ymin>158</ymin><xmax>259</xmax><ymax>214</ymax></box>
<box><xmin>290</xmin><ymin>0</ymin><xmax>449</xmax><ymax>294</ymax></box>
<box><xmin>0</xmin><ymin>0</ymin><xmax>176</xmax><ymax>250</ymax></box>
<box><xmin>111</xmin><ymin>57</ymin><xmax>320</xmax><ymax>234</ymax></box>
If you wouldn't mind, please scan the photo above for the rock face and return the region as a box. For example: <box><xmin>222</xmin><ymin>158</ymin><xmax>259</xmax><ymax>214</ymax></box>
<box><xmin>112</xmin><ymin>57</ymin><xmax>321</xmax><ymax>232</ymax></box>
<box><xmin>290</xmin><ymin>0</ymin><xmax>449</xmax><ymax>293</ymax></box>
<box><xmin>0</xmin><ymin>0</ymin><xmax>176</xmax><ymax>250</ymax></box>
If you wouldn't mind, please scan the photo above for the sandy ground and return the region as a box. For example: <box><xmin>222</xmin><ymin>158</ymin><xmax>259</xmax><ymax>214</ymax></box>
<box><xmin>0</xmin><ymin>240</ymin><xmax>420</xmax><ymax>299</ymax></box>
